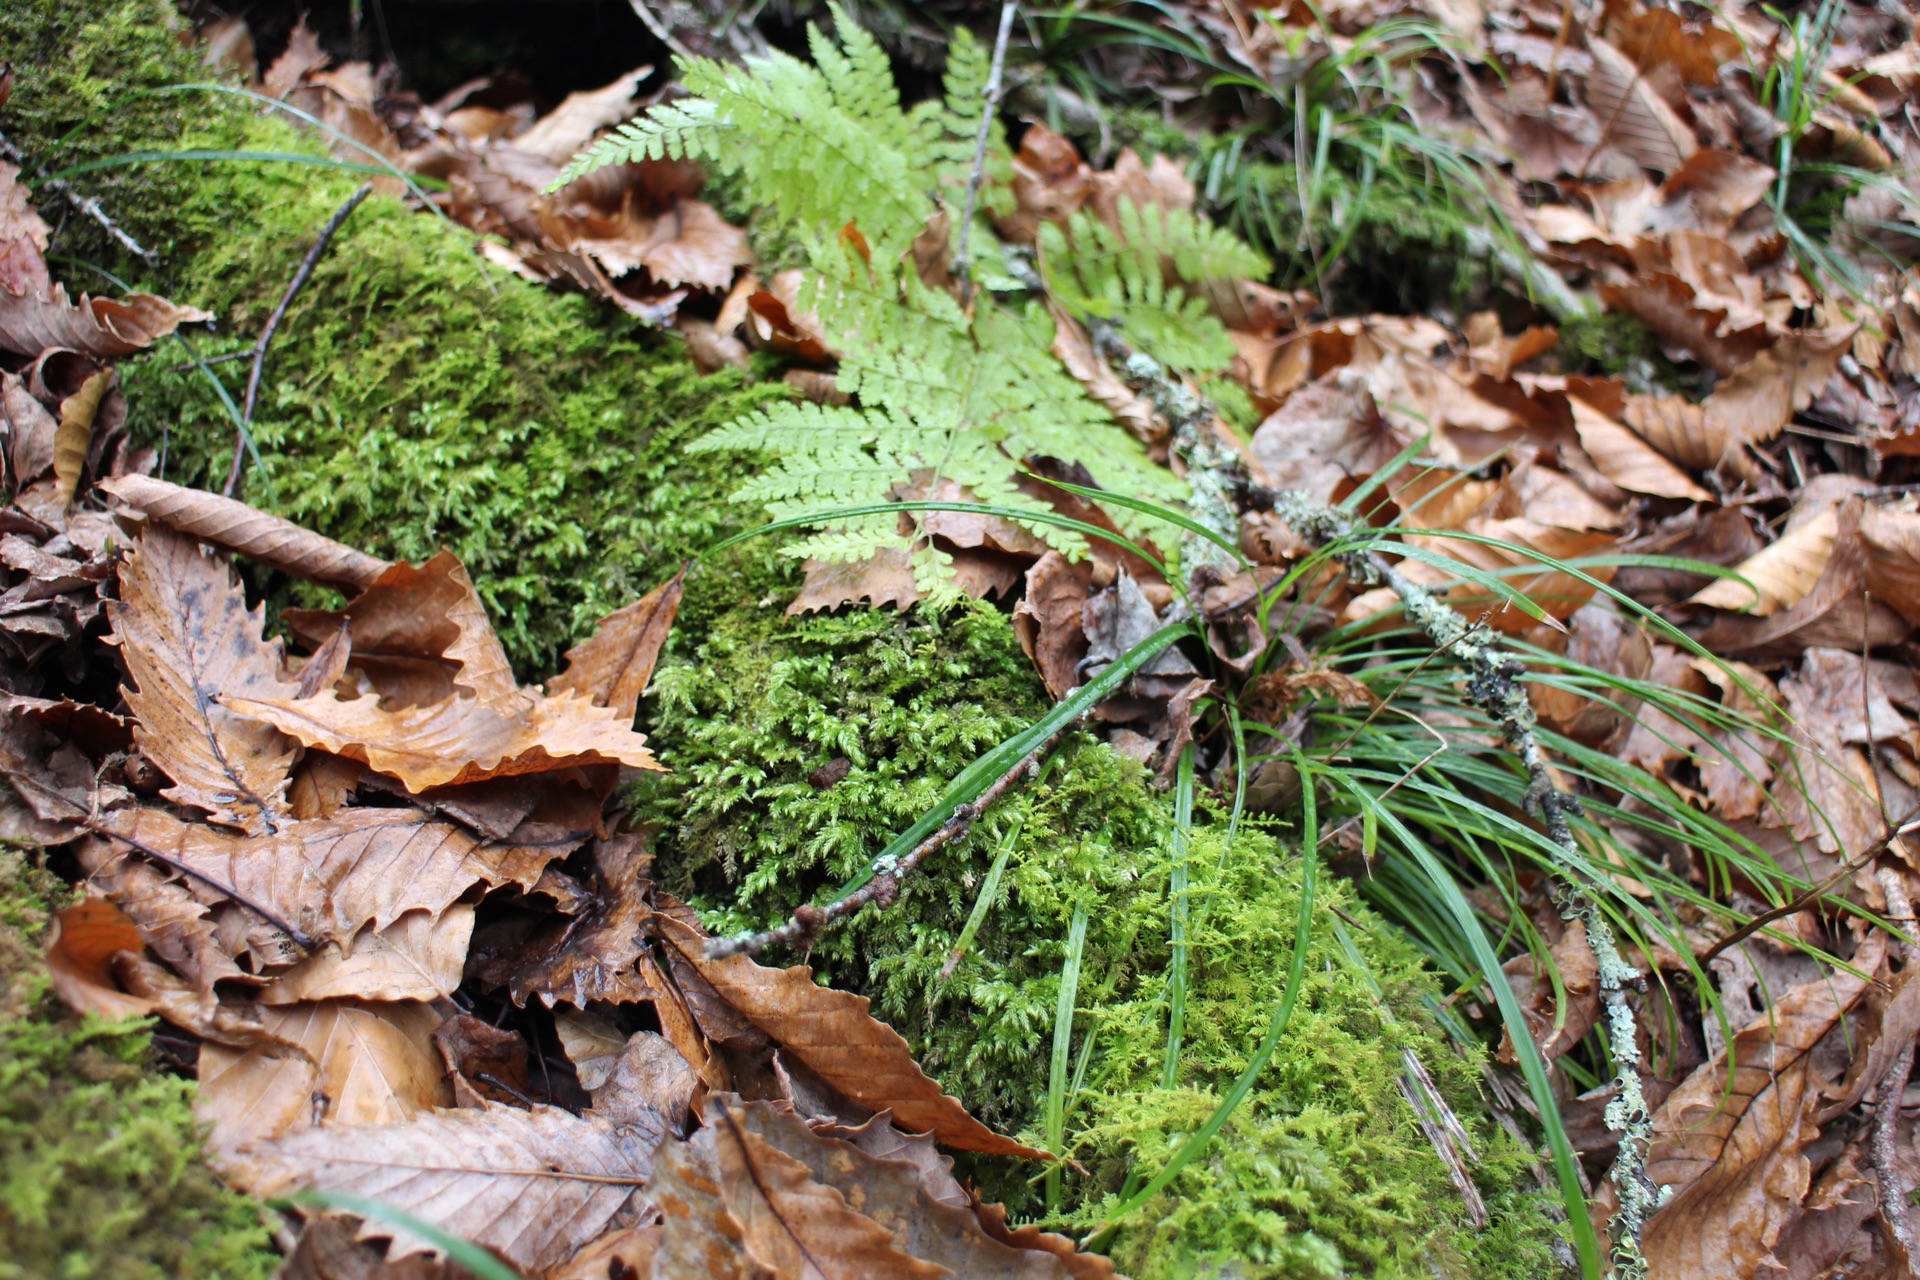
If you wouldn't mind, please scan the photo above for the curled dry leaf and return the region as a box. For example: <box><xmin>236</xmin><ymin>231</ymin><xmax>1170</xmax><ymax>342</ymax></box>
<box><xmin>1497</xmin><ymin>919</ymin><xmax>1600</xmax><ymax>1065</ymax></box>
<box><xmin>233</xmin><ymin>1102</ymin><xmax>658</xmax><ymax>1274</ymax></box>
<box><xmin>1642</xmin><ymin>934</ymin><xmax>1884</xmax><ymax>1278</ymax></box>
<box><xmin>0</xmin><ymin>281</ymin><xmax>212</xmax><ymax>360</ymax></box>
<box><xmin>1857</xmin><ymin>503</ymin><xmax>1920</xmax><ymax>626</ymax></box>
<box><xmin>100</xmin><ymin>475</ymin><xmax>393</xmax><ymax>590</ymax></box>
<box><xmin>106</xmin><ymin>526</ymin><xmax>300</xmax><ymax>835</ymax></box>
<box><xmin>500</xmin><ymin>831</ymin><xmax>657</xmax><ymax>1008</ymax></box>
<box><xmin>260</xmin><ymin>907</ymin><xmax>474</xmax><ymax>1005</ymax></box>
<box><xmin>45</xmin><ymin>895</ymin><xmax>153</xmax><ymax>1021</ymax></box>
<box><xmin>655</xmin><ymin>913</ymin><xmax>1049</xmax><ymax>1159</ymax></box>
<box><xmin>227</xmin><ymin>684</ymin><xmax>664</xmax><ymax>792</ymax></box>
<box><xmin>1567</xmin><ymin>396</ymin><xmax>1711</xmax><ymax>501</ymax></box>
<box><xmin>96</xmin><ymin>804</ymin><xmax>572</xmax><ymax>947</ymax></box>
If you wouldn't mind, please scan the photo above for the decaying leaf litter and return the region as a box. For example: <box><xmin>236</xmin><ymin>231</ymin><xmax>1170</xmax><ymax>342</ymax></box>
<box><xmin>5</xmin><ymin>0</ymin><xmax>1920</xmax><ymax>1275</ymax></box>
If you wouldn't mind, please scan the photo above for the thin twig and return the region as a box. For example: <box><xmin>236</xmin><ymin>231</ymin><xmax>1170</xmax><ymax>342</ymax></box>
<box><xmin>955</xmin><ymin>1</ymin><xmax>1019</xmax><ymax>309</ymax></box>
<box><xmin>224</xmin><ymin>182</ymin><xmax>373</xmax><ymax>497</ymax></box>
<box><xmin>627</xmin><ymin>0</ymin><xmax>698</xmax><ymax>64</ymax></box>
<box><xmin>708</xmin><ymin>715</ymin><xmax>1075</xmax><ymax>959</ymax></box>
<box><xmin>0</xmin><ymin>130</ymin><xmax>157</xmax><ymax>267</ymax></box>
<box><xmin>1873</xmin><ymin>865</ymin><xmax>1920</xmax><ymax>1267</ymax></box>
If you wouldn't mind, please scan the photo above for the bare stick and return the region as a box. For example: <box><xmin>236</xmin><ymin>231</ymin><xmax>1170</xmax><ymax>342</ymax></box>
<box><xmin>628</xmin><ymin>0</ymin><xmax>698</xmax><ymax>64</ymax></box>
<box><xmin>955</xmin><ymin>1</ymin><xmax>1018</xmax><ymax>308</ymax></box>
<box><xmin>1873</xmin><ymin>866</ymin><xmax>1920</xmax><ymax>1265</ymax></box>
<box><xmin>708</xmin><ymin>716</ymin><xmax>1073</xmax><ymax>959</ymax></box>
<box><xmin>224</xmin><ymin>182</ymin><xmax>373</xmax><ymax>497</ymax></box>
<box><xmin>0</xmin><ymin>131</ymin><xmax>157</xmax><ymax>267</ymax></box>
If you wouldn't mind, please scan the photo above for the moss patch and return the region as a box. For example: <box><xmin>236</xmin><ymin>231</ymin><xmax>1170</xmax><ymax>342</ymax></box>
<box><xmin>0</xmin><ymin>847</ymin><xmax>278</xmax><ymax>1280</ymax></box>
<box><xmin>632</xmin><ymin>595</ymin><xmax>1561</xmax><ymax>1277</ymax></box>
<box><xmin>3</xmin><ymin>0</ymin><xmax>788</xmax><ymax>672</ymax></box>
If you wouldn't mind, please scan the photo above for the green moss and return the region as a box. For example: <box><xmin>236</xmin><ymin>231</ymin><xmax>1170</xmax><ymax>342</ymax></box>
<box><xmin>632</xmin><ymin>596</ymin><xmax>1560</xmax><ymax>1277</ymax></box>
<box><xmin>3</xmin><ymin>0</ymin><xmax>788</xmax><ymax>672</ymax></box>
<box><xmin>0</xmin><ymin>847</ymin><xmax>278</xmax><ymax>1280</ymax></box>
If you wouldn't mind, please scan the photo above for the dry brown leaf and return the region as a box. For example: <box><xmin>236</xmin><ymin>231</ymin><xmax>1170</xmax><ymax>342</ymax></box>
<box><xmin>2</xmin><ymin>372</ymin><xmax>57</xmax><ymax>489</ymax></box>
<box><xmin>97</xmin><ymin>805</ymin><xmax>571</xmax><ymax>948</ymax></box>
<box><xmin>1247</xmin><ymin>373</ymin><xmax>1410</xmax><ymax>503</ymax></box>
<box><xmin>590</xmin><ymin>1031</ymin><xmax>699</xmax><ymax>1132</ymax></box>
<box><xmin>550</xmin><ymin>569</ymin><xmax>684</xmax><ymax>721</ymax></box>
<box><xmin>1012</xmin><ymin>551</ymin><xmax>1095</xmax><ymax>702</ymax></box>
<box><xmin>502</xmin><ymin>832</ymin><xmax>657</xmax><ymax>1008</ymax></box>
<box><xmin>745</xmin><ymin>1101</ymin><xmax>1077</xmax><ymax>1277</ymax></box>
<box><xmin>198</xmin><ymin>998</ymin><xmax>450</xmax><ymax>1155</ymax></box>
<box><xmin>1568</xmin><ymin>396</ymin><xmax>1711</xmax><ymax>500</ymax></box>
<box><xmin>1700</xmin><ymin>327</ymin><xmax>1856</xmax><ymax>464</ymax></box>
<box><xmin>234</xmin><ymin>1102</ymin><xmax>657</xmax><ymax>1274</ymax></box>
<box><xmin>1858</xmin><ymin>503</ymin><xmax>1920</xmax><ymax>625</ymax></box>
<box><xmin>260</xmin><ymin>907</ymin><xmax>474</xmax><ymax>1005</ymax></box>
<box><xmin>547</xmin><ymin>1228</ymin><xmax>662</xmax><ymax>1280</ymax></box>
<box><xmin>1497</xmin><ymin>919</ymin><xmax>1600</xmax><ymax>1065</ymax></box>
<box><xmin>1689</xmin><ymin>508</ymin><xmax>1838</xmax><ymax>615</ymax></box>
<box><xmin>655</xmin><ymin>913</ymin><xmax>1048</xmax><ymax>1159</ymax></box>
<box><xmin>1603</xmin><ymin>275</ymin><xmax>1770</xmax><ymax>378</ymax></box>
<box><xmin>106</xmin><ymin>526</ymin><xmax>300</xmax><ymax>835</ymax></box>
<box><xmin>281</xmin><ymin>1214</ymin><xmax>464</xmax><ymax>1280</ymax></box>
<box><xmin>434</xmin><ymin>1013</ymin><xmax>538</xmax><ymax>1109</ymax></box>
<box><xmin>1584</xmin><ymin>34</ymin><xmax>1700</xmax><ymax>175</ymax></box>
<box><xmin>45</xmin><ymin>895</ymin><xmax>154</xmax><ymax>1021</ymax></box>
<box><xmin>281</xmin><ymin>550</ymin><xmax>507</xmax><ymax>709</ymax></box>
<box><xmin>0</xmin><ymin>280</ymin><xmax>211</xmax><ymax>359</ymax></box>
<box><xmin>788</xmin><ymin>549</ymin><xmax>922</xmax><ymax>615</ymax></box>
<box><xmin>512</xmin><ymin>68</ymin><xmax>653</xmax><ymax>165</ymax></box>
<box><xmin>0</xmin><ymin>161</ymin><xmax>52</xmax><ymax>299</ymax></box>
<box><xmin>1643</xmin><ymin>936</ymin><xmax>1882</xmax><ymax>1277</ymax></box>
<box><xmin>227</xmin><ymin>683</ymin><xmax>663</xmax><ymax>792</ymax></box>
<box><xmin>101</xmin><ymin>475</ymin><xmax>392</xmax><ymax>590</ymax></box>
<box><xmin>651</xmin><ymin>1097</ymin><xmax>946</xmax><ymax>1280</ymax></box>
<box><xmin>52</xmin><ymin>367</ymin><xmax>110</xmax><ymax>508</ymax></box>
<box><xmin>69</xmin><ymin>833</ymin><xmax>246</xmax><ymax>994</ymax></box>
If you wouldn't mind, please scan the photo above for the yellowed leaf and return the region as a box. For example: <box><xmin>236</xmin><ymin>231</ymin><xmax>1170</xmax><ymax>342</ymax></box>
<box><xmin>1568</xmin><ymin>396</ymin><xmax>1711</xmax><ymax>501</ymax></box>
<box><xmin>198</xmin><ymin>998</ymin><xmax>450</xmax><ymax>1155</ymax></box>
<box><xmin>1688</xmin><ymin>508</ymin><xmax>1837</xmax><ymax>615</ymax></box>
<box><xmin>52</xmin><ymin>367</ymin><xmax>110</xmax><ymax>508</ymax></box>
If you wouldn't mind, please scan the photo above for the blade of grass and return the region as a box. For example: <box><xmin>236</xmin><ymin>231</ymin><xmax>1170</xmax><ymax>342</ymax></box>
<box><xmin>1161</xmin><ymin>744</ymin><xmax>1196</xmax><ymax>1090</ymax></box>
<box><xmin>274</xmin><ymin>1191</ymin><xmax>521</xmax><ymax>1280</ymax></box>
<box><xmin>1046</xmin><ymin>901</ymin><xmax>1091</xmax><ymax>1213</ymax></box>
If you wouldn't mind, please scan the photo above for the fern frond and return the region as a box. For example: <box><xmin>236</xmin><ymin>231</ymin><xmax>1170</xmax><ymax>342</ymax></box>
<box><xmin>548</xmin><ymin>97</ymin><xmax>723</xmax><ymax>188</ymax></box>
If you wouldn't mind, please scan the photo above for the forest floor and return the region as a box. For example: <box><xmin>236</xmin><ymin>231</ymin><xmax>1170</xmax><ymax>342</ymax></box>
<box><xmin>3</xmin><ymin>1</ymin><xmax>1920</xmax><ymax>1278</ymax></box>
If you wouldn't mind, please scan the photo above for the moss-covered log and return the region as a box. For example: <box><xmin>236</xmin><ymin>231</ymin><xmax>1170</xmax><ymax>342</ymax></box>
<box><xmin>4</xmin><ymin>4</ymin><xmax>1562</xmax><ymax>1275</ymax></box>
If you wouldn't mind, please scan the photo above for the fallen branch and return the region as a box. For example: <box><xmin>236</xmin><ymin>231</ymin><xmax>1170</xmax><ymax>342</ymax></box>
<box><xmin>0</xmin><ymin>129</ymin><xmax>157</xmax><ymax>267</ymax></box>
<box><xmin>955</xmin><ymin>1</ymin><xmax>1018</xmax><ymax>308</ymax></box>
<box><xmin>1080</xmin><ymin>316</ymin><xmax>1659</xmax><ymax>1268</ymax></box>
<box><xmin>1873</xmin><ymin>865</ymin><xmax>1919</xmax><ymax>1260</ymax></box>
<box><xmin>224</xmin><ymin>182</ymin><xmax>373</xmax><ymax>497</ymax></box>
<box><xmin>707</xmin><ymin>717</ymin><xmax>1075</xmax><ymax>960</ymax></box>
<box><xmin>1254</xmin><ymin>487</ymin><xmax>1659</xmax><ymax>1274</ymax></box>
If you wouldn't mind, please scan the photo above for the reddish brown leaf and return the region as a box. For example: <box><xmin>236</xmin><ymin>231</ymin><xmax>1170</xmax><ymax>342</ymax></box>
<box><xmin>45</xmin><ymin>895</ymin><xmax>153</xmax><ymax>1021</ymax></box>
<box><xmin>501</xmin><ymin>831</ymin><xmax>656</xmax><ymax>1008</ymax></box>
<box><xmin>550</xmin><ymin>569</ymin><xmax>685</xmax><ymax>721</ymax></box>
<box><xmin>1012</xmin><ymin>551</ymin><xmax>1095</xmax><ymax>702</ymax></box>
<box><xmin>655</xmin><ymin>913</ymin><xmax>1048</xmax><ymax>1159</ymax></box>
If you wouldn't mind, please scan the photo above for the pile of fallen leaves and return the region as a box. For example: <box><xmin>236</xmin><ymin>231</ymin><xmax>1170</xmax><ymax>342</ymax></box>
<box><xmin>0</xmin><ymin>184</ymin><xmax>1111</xmax><ymax>1278</ymax></box>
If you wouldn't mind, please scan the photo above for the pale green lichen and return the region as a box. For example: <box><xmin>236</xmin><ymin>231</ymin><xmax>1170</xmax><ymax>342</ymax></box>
<box><xmin>0</xmin><ymin>847</ymin><xmax>279</xmax><ymax>1280</ymax></box>
<box><xmin>631</xmin><ymin>593</ymin><xmax>1562</xmax><ymax>1277</ymax></box>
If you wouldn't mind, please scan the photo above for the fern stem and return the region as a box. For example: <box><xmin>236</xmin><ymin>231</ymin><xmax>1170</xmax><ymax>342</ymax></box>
<box><xmin>956</xmin><ymin>0</ymin><xmax>1018</xmax><ymax>307</ymax></box>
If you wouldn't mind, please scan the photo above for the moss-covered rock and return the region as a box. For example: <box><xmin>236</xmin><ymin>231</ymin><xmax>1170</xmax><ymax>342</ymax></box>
<box><xmin>2</xmin><ymin>0</ymin><xmax>786</xmax><ymax>671</ymax></box>
<box><xmin>633</xmin><ymin>594</ymin><xmax>1561</xmax><ymax>1276</ymax></box>
<box><xmin>6</xmin><ymin>6</ymin><xmax>1561</xmax><ymax>1274</ymax></box>
<box><xmin>0</xmin><ymin>848</ymin><xmax>279</xmax><ymax>1280</ymax></box>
